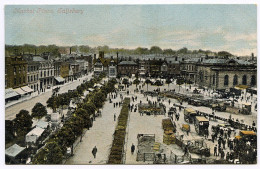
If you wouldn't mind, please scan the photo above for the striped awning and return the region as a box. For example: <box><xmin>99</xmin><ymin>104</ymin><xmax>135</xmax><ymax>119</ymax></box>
<box><xmin>14</xmin><ymin>88</ymin><xmax>26</xmax><ymax>95</ymax></box>
<box><xmin>5</xmin><ymin>88</ymin><xmax>20</xmax><ymax>99</ymax></box>
<box><xmin>21</xmin><ymin>86</ymin><xmax>33</xmax><ymax>93</ymax></box>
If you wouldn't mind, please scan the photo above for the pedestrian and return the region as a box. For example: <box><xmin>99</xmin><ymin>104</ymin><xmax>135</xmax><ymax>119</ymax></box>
<box><xmin>252</xmin><ymin>121</ymin><xmax>256</xmax><ymax>127</ymax></box>
<box><xmin>184</xmin><ymin>145</ymin><xmax>189</xmax><ymax>156</ymax></box>
<box><xmin>214</xmin><ymin>145</ymin><xmax>217</xmax><ymax>156</ymax></box>
<box><xmin>131</xmin><ymin>143</ymin><xmax>135</xmax><ymax>155</ymax></box>
<box><xmin>92</xmin><ymin>146</ymin><xmax>97</xmax><ymax>158</ymax></box>
<box><xmin>221</xmin><ymin>150</ymin><xmax>225</xmax><ymax>159</ymax></box>
<box><xmin>114</xmin><ymin>114</ymin><xmax>116</xmax><ymax>121</ymax></box>
<box><xmin>226</xmin><ymin>152</ymin><xmax>230</xmax><ymax>161</ymax></box>
<box><xmin>222</xmin><ymin>139</ymin><xmax>226</xmax><ymax>149</ymax></box>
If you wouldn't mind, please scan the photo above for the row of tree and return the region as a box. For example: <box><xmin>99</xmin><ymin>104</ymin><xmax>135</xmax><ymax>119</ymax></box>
<box><xmin>32</xmin><ymin>74</ymin><xmax>117</xmax><ymax>164</ymax></box>
<box><xmin>5</xmin><ymin>44</ymin><xmax>233</xmax><ymax>57</ymax></box>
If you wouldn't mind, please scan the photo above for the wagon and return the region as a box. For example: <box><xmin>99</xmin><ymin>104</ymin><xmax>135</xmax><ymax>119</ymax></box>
<box><xmin>184</xmin><ymin>108</ymin><xmax>197</xmax><ymax>123</ymax></box>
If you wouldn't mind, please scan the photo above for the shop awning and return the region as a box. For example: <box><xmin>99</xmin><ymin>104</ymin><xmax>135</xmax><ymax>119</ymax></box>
<box><xmin>14</xmin><ymin>88</ymin><xmax>26</xmax><ymax>95</ymax></box>
<box><xmin>5</xmin><ymin>88</ymin><xmax>20</xmax><ymax>99</ymax></box>
<box><xmin>55</xmin><ymin>76</ymin><xmax>65</xmax><ymax>83</ymax></box>
<box><xmin>5</xmin><ymin>144</ymin><xmax>26</xmax><ymax>158</ymax></box>
<box><xmin>21</xmin><ymin>86</ymin><xmax>33</xmax><ymax>93</ymax></box>
<box><xmin>234</xmin><ymin>85</ymin><xmax>249</xmax><ymax>90</ymax></box>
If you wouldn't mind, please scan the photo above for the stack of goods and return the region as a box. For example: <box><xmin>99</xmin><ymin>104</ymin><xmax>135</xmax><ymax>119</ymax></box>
<box><xmin>162</xmin><ymin>118</ymin><xmax>176</xmax><ymax>145</ymax></box>
<box><xmin>163</xmin><ymin>130</ymin><xmax>175</xmax><ymax>145</ymax></box>
<box><xmin>153</xmin><ymin>142</ymin><xmax>160</xmax><ymax>151</ymax></box>
<box><xmin>182</xmin><ymin>124</ymin><xmax>190</xmax><ymax>132</ymax></box>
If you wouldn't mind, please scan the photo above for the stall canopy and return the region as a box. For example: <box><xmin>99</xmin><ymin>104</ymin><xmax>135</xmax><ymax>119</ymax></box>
<box><xmin>5</xmin><ymin>88</ymin><xmax>20</xmax><ymax>100</ymax></box>
<box><xmin>55</xmin><ymin>76</ymin><xmax>65</xmax><ymax>83</ymax></box>
<box><xmin>234</xmin><ymin>85</ymin><xmax>249</xmax><ymax>90</ymax></box>
<box><xmin>35</xmin><ymin>120</ymin><xmax>49</xmax><ymax>129</ymax></box>
<box><xmin>5</xmin><ymin>144</ymin><xmax>26</xmax><ymax>158</ymax></box>
<box><xmin>21</xmin><ymin>86</ymin><xmax>33</xmax><ymax>93</ymax></box>
<box><xmin>14</xmin><ymin>88</ymin><xmax>26</xmax><ymax>95</ymax></box>
<box><xmin>25</xmin><ymin>127</ymin><xmax>45</xmax><ymax>143</ymax></box>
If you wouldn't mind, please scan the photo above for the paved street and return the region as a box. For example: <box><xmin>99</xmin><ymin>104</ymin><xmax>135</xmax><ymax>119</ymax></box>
<box><xmin>65</xmin><ymin>92</ymin><xmax>122</xmax><ymax>164</ymax></box>
<box><xmin>5</xmin><ymin>73</ymin><xmax>93</xmax><ymax>120</ymax></box>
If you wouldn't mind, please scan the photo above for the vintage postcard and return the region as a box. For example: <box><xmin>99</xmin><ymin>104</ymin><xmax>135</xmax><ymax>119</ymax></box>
<box><xmin>3</xmin><ymin>1</ymin><xmax>258</xmax><ymax>166</ymax></box>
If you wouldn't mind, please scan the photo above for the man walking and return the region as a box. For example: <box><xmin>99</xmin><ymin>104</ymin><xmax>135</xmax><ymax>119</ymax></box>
<box><xmin>92</xmin><ymin>146</ymin><xmax>97</xmax><ymax>158</ymax></box>
<box><xmin>131</xmin><ymin>143</ymin><xmax>135</xmax><ymax>155</ymax></box>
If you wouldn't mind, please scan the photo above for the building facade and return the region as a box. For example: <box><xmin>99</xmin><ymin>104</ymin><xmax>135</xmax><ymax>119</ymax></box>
<box><xmin>33</xmin><ymin>56</ymin><xmax>54</xmax><ymax>92</ymax></box>
<box><xmin>117</xmin><ymin>61</ymin><xmax>138</xmax><ymax>76</ymax></box>
<box><xmin>196</xmin><ymin>58</ymin><xmax>257</xmax><ymax>90</ymax></box>
<box><xmin>5</xmin><ymin>55</ymin><xmax>28</xmax><ymax>89</ymax></box>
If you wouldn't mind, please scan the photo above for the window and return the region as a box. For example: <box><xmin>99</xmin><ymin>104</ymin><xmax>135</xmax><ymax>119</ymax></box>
<box><xmin>28</xmin><ymin>76</ymin><xmax>30</xmax><ymax>82</ymax></box>
<box><xmin>44</xmin><ymin>71</ymin><xmax>46</xmax><ymax>77</ymax></box>
<box><xmin>224</xmin><ymin>75</ymin><xmax>229</xmax><ymax>86</ymax></box>
<box><xmin>31</xmin><ymin>76</ymin><xmax>33</xmax><ymax>82</ymax></box>
<box><xmin>233</xmin><ymin>75</ymin><xmax>238</xmax><ymax>86</ymax></box>
<box><xmin>41</xmin><ymin>72</ymin><xmax>42</xmax><ymax>77</ymax></box>
<box><xmin>212</xmin><ymin>75</ymin><xmax>215</xmax><ymax>85</ymax></box>
<box><xmin>242</xmin><ymin>75</ymin><xmax>247</xmax><ymax>85</ymax></box>
<box><xmin>37</xmin><ymin>74</ymin><xmax>38</xmax><ymax>80</ymax></box>
<box><xmin>251</xmin><ymin>75</ymin><xmax>256</xmax><ymax>86</ymax></box>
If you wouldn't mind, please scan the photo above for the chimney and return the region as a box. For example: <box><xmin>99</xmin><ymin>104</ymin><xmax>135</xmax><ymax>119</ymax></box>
<box><xmin>237</xmin><ymin>57</ymin><xmax>240</xmax><ymax>60</ymax></box>
<box><xmin>175</xmin><ymin>57</ymin><xmax>177</xmax><ymax>61</ymax></box>
<box><xmin>251</xmin><ymin>53</ymin><xmax>254</xmax><ymax>61</ymax></box>
<box><xmin>70</xmin><ymin>47</ymin><xmax>72</xmax><ymax>54</ymax></box>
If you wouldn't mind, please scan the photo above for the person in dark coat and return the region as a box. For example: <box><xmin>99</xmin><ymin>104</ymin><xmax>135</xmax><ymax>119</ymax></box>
<box><xmin>214</xmin><ymin>145</ymin><xmax>217</xmax><ymax>156</ymax></box>
<box><xmin>114</xmin><ymin>114</ymin><xmax>116</xmax><ymax>121</ymax></box>
<box><xmin>131</xmin><ymin>144</ymin><xmax>135</xmax><ymax>155</ymax></box>
<box><xmin>92</xmin><ymin>146</ymin><xmax>97</xmax><ymax>158</ymax></box>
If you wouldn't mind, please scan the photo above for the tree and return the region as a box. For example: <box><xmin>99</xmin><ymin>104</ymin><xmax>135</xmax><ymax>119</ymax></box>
<box><xmin>5</xmin><ymin>120</ymin><xmax>15</xmax><ymax>143</ymax></box>
<box><xmin>32</xmin><ymin>140</ymin><xmax>63</xmax><ymax>164</ymax></box>
<box><xmin>176</xmin><ymin>78</ymin><xmax>184</xmax><ymax>92</ymax></box>
<box><xmin>133</xmin><ymin>78</ymin><xmax>140</xmax><ymax>89</ymax></box>
<box><xmin>150</xmin><ymin>46</ymin><xmax>162</xmax><ymax>54</ymax></box>
<box><xmin>31</xmin><ymin>102</ymin><xmax>48</xmax><ymax>119</ymax></box>
<box><xmin>46</xmin><ymin>96</ymin><xmax>58</xmax><ymax>113</ymax></box>
<box><xmin>177</xmin><ymin>47</ymin><xmax>188</xmax><ymax>54</ymax></box>
<box><xmin>218</xmin><ymin>51</ymin><xmax>233</xmax><ymax>57</ymax></box>
<box><xmin>75</xmin><ymin>108</ymin><xmax>92</xmax><ymax>130</ymax></box>
<box><xmin>122</xmin><ymin>78</ymin><xmax>129</xmax><ymax>89</ymax></box>
<box><xmin>13</xmin><ymin>110</ymin><xmax>33</xmax><ymax>136</ymax></box>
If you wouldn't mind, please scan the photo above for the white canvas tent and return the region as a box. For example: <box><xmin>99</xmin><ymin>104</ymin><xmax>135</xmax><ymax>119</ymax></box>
<box><xmin>25</xmin><ymin>127</ymin><xmax>45</xmax><ymax>144</ymax></box>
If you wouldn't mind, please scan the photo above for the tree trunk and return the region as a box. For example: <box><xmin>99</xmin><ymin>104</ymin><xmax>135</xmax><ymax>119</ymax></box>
<box><xmin>71</xmin><ymin>145</ymin><xmax>74</xmax><ymax>156</ymax></box>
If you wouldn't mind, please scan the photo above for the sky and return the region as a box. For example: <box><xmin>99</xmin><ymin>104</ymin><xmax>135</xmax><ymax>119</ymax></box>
<box><xmin>5</xmin><ymin>5</ymin><xmax>257</xmax><ymax>56</ymax></box>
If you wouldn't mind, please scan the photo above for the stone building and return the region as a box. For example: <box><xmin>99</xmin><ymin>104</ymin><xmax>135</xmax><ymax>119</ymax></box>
<box><xmin>117</xmin><ymin>61</ymin><xmax>138</xmax><ymax>76</ymax></box>
<box><xmin>196</xmin><ymin>58</ymin><xmax>257</xmax><ymax>91</ymax></box>
<box><xmin>181</xmin><ymin>58</ymin><xmax>201</xmax><ymax>83</ymax></box>
<box><xmin>26</xmin><ymin>58</ymin><xmax>40</xmax><ymax>92</ymax></box>
<box><xmin>5</xmin><ymin>55</ymin><xmax>28</xmax><ymax>89</ymax></box>
<box><xmin>165</xmin><ymin>57</ymin><xmax>181</xmax><ymax>78</ymax></box>
<box><xmin>33</xmin><ymin>56</ymin><xmax>54</xmax><ymax>92</ymax></box>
